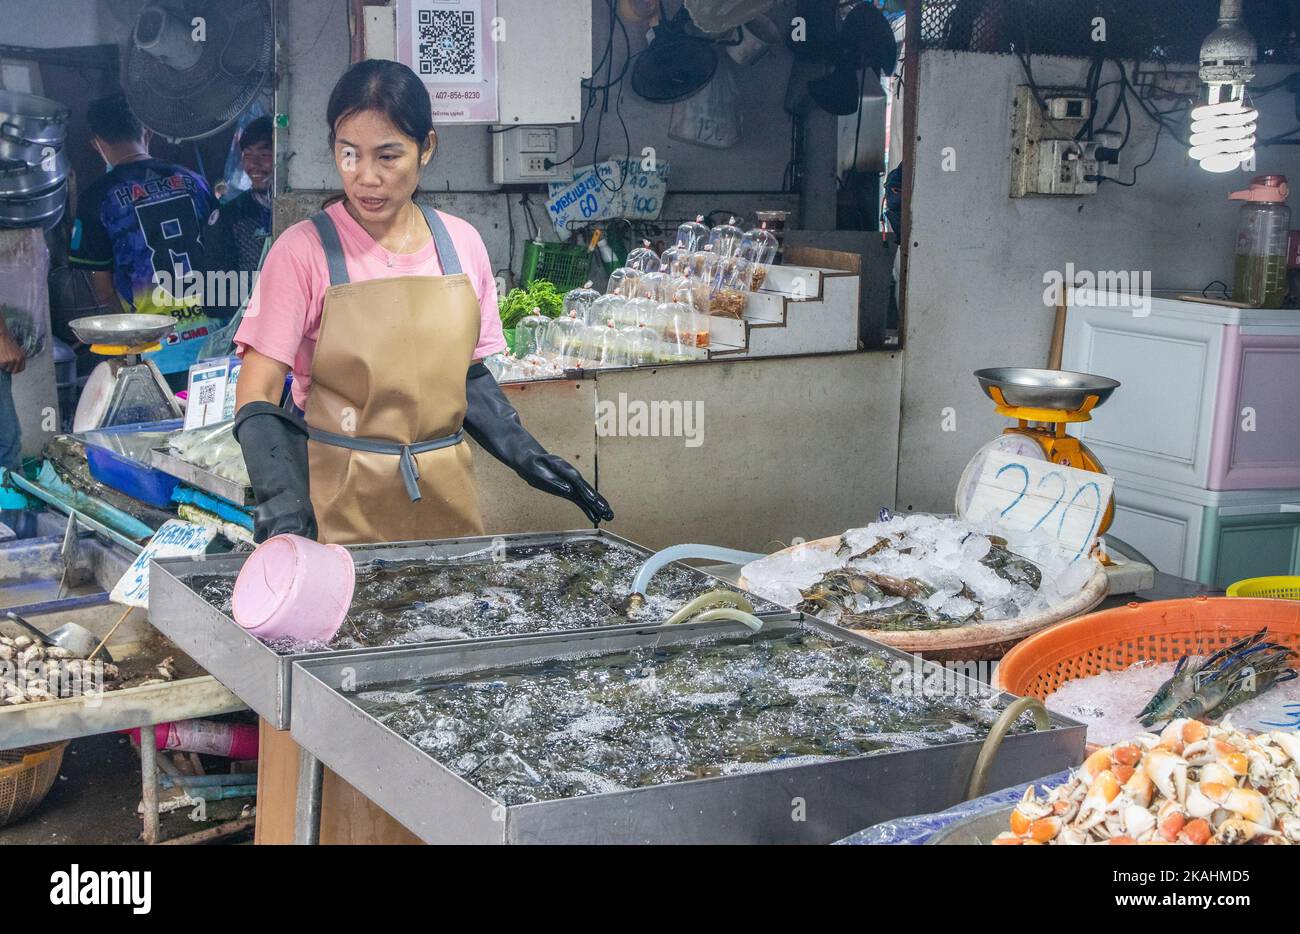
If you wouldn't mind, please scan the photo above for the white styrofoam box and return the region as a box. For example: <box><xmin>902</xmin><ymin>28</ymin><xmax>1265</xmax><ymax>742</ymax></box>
<box><xmin>1108</xmin><ymin>467</ymin><xmax>1300</xmax><ymax>585</ymax></box>
<box><xmin>1063</xmin><ymin>295</ymin><xmax>1300</xmax><ymax>490</ymax></box>
<box><xmin>496</xmin><ymin>0</ymin><xmax>592</xmax><ymax>125</ymax></box>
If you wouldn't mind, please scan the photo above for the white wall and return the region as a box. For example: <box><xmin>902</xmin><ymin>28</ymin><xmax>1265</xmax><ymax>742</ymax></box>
<box><xmin>0</xmin><ymin>0</ymin><xmax>115</xmax><ymax>49</ymax></box>
<box><xmin>897</xmin><ymin>51</ymin><xmax>1300</xmax><ymax>513</ymax></box>
<box><xmin>284</xmin><ymin>1</ymin><xmax>796</xmax><ymax>197</ymax></box>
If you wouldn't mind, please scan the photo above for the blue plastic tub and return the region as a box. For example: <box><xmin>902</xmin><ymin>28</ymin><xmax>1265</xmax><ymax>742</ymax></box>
<box><xmin>80</xmin><ymin>420</ymin><xmax>184</xmax><ymax>509</ymax></box>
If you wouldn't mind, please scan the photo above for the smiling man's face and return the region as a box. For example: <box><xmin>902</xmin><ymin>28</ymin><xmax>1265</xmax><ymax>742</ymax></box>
<box><xmin>242</xmin><ymin>141</ymin><xmax>273</xmax><ymax>192</ymax></box>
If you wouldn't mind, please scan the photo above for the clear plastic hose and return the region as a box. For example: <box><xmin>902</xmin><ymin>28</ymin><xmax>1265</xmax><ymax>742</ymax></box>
<box><xmin>686</xmin><ymin>607</ymin><xmax>765</xmax><ymax>632</ymax></box>
<box><xmin>662</xmin><ymin>589</ymin><xmax>756</xmax><ymax>627</ymax></box>
<box><xmin>631</xmin><ymin>544</ymin><xmax>766</xmax><ymax>596</ymax></box>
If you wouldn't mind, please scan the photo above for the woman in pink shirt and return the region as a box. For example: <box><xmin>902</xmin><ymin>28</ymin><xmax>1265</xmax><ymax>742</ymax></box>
<box><xmin>232</xmin><ymin>59</ymin><xmax>611</xmax><ymax>845</ymax></box>
<box><xmin>232</xmin><ymin>59</ymin><xmax>611</xmax><ymax>550</ymax></box>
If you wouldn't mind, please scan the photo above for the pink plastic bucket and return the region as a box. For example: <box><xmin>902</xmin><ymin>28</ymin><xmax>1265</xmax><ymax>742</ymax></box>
<box><xmin>231</xmin><ymin>534</ymin><xmax>355</xmax><ymax>644</ymax></box>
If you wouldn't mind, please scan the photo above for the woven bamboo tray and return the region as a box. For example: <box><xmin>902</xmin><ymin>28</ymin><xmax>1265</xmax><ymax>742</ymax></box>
<box><xmin>0</xmin><ymin>741</ymin><xmax>68</xmax><ymax>828</ymax></box>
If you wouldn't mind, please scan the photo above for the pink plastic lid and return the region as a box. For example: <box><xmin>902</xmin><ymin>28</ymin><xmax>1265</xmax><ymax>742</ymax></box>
<box><xmin>1230</xmin><ymin>175</ymin><xmax>1290</xmax><ymax>202</ymax></box>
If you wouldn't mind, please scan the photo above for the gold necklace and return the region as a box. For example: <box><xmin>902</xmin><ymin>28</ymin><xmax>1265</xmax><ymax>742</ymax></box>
<box><xmin>386</xmin><ymin>203</ymin><xmax>415</xmax><ymax>267</ymax></box>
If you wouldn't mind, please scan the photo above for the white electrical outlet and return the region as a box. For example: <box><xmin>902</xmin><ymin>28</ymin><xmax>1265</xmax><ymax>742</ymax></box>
<box><xmin>1011</xmin><ymin>86</ymin><xmax>1101</xmax><ymax>197</ymax></box>
<box><xmin>492</xmin><ymin>124</ymin><xmax>575</xmax><ymax>185</ymax></box>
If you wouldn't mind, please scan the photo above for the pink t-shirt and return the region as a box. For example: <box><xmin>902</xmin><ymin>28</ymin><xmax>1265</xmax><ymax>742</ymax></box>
<box><xmin>235</xmin><ymin>200</ymin><xmax>506</xmax><ymax>410</ymax></box>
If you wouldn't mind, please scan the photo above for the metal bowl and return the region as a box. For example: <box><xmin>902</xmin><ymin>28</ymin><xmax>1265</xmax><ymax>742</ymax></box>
<box><xmin>975</xmin><ymin>367</ymin><xmax>1120</xmax><ymax>411</ymax></box>
<box><xmin>68</xmin><ymin>314</ymin><xmax>177</xmax><ymax>347</ymax></box>
<box><xmin>925</xmin><ymin>805</ymin><xmax>1015</xmax><ymax>844</ymax></box>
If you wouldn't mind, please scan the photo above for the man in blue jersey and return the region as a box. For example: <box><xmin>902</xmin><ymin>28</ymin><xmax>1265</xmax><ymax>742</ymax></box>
<box><xmin>69</xmin><ymin>94</ymin><xmax>220</xmax><ymax>379</ymax></box>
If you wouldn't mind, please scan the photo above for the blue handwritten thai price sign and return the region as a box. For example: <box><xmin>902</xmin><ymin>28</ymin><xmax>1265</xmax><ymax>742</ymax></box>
<box><xmin>111</xmin><ymin>520</ymin><xmax>216</xmax><ymax>608</ymax></box>
<box><xmin>964</xmin><ymin>451</ymin><xmax>1114</xmax><ymax>561</ymax></box>
<box><xmin>545</xmin><ymin>156</ymin><xmax>670</xmax><ymax>234</ymax></box>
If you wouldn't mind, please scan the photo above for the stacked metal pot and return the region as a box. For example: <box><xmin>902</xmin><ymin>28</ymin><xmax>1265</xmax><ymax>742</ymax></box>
<box><xmin>0</xmin><ymin>90</ymin><xmax>70</xmax><ymax>231</ymax></box>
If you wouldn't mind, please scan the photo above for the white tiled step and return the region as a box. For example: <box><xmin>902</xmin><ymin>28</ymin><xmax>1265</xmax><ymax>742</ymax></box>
<box><xmin>758</xmin><ymin>265</ymin><xmax>824</xmax><ymax>301</ymax></box>
<box><xmin>707</xmin><ymin>315</ymin><xmax>748</xmax><ymax>349</ymax></box>
<box><xmin>742</xmin><ymin>291</ymin><xmax>786</xmax><ymax>323</ymax></box>
<box><xmin>745</xmin><ymin>273</ymin><xmax>859</xmax><ymax>358</ymax></box>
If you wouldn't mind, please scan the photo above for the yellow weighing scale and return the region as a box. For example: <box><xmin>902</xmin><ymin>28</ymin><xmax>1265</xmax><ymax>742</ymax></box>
<box><xmin>958</xmin><ymin>366</ymin><xmax>1121</xmax><ymax>536</ymax></box>
<box><xmin>69</xmin><ymin>314</ymin><xmax>183</xmax><ymax>432</ymax></box>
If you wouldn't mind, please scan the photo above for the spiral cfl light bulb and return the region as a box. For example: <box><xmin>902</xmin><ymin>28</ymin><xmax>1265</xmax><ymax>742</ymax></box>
<box><xmin>1192</xmin><ymin>0</ymin><xmax>1258</xmax><ymax>173</ymax></box>
<box><xmin>1189</xmin><ymin>93</ymin><xmax>1258</xmax><ymax>173</ymax></box>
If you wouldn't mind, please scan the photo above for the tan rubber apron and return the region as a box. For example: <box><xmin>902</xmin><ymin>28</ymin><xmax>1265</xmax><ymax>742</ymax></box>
<box><xmin>256</xmin><ymin>203</ymin><xmax>484</xmax><ymax>844</ymax></box>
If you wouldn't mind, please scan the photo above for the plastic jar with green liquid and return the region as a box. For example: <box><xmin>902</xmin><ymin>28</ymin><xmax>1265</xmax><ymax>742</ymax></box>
<box><xmin>1231</xmin><ymin>175</ymin><xmax>1290</xmax><ymax>309</ymax></box>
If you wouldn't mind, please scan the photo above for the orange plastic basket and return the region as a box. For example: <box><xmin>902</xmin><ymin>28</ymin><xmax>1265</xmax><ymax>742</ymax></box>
<box><xmin>994</xmin><ymin>597</ymin><xmax>1300</xmax><ymax>700</ymax></box>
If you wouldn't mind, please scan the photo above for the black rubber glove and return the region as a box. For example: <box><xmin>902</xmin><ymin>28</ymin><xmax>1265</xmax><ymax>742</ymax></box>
<box><xmin>463</xmin><ymin>363</ymin><xmax>614</xmax><ymax>524</ymax></box>
<box><xmin>233</xmin><ymin>401</ymin><xmax>318</xmax><ymax>543</ymax></box>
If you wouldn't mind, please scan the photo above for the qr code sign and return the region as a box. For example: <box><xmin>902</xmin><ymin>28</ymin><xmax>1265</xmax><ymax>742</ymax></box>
<box><xmin>418</xmin><ymin>9</ymin><xmax>477</xmax><ymax>76</ymax></box>
<box><xmin>196</xmin><ymin>380</ymin><xmax>218</xmax><ymax>407</ymax></box>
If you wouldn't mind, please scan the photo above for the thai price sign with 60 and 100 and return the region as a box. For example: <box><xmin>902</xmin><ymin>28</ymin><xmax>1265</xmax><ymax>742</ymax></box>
<box><xmin>545</xmin><ymin>156</ymin><xmax>670</xmax><ymax>234</ymax></box>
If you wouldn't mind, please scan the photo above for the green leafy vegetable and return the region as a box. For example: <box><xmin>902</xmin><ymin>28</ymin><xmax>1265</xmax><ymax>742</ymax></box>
<box><xmin>499</xmin><ymin>279</ymin><xmax>565</xmax><ymax>330</ymax></box>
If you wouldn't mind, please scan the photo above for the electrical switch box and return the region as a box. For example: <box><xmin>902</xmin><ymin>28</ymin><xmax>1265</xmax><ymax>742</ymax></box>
<box><xmin>492</xmin><ymin>124</ymin><xmax>575</xmax><ymax>185</ymax></box>
<box><xmin>1010</xmin><ymin>86</ymin><xmax>1104</xmax><ymax>197</ymax></box>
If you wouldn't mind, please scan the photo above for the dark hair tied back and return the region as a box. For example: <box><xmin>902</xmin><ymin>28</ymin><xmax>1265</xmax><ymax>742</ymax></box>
<box><xmin>326</xmin><ymin>59</ymin><xmax>434</xmax><ymax>154</ymax></box>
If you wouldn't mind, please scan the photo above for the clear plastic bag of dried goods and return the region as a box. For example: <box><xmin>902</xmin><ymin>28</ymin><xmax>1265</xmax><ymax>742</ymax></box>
<box><xmin>0</xmin><ymin>229</ymin><xmax>50</xmax><ymax>358</ymax></box>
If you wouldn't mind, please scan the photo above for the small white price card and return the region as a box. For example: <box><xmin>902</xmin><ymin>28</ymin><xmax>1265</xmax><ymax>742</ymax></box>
<box><xmin>964</xmin><ymin>451</ymin><xmax>1114</xmax><ymax>561</ymax></box>
<box><xmin>111</xmin><ymin>520</ymin><xmax>216</xmax><ymax>608</ymax></box>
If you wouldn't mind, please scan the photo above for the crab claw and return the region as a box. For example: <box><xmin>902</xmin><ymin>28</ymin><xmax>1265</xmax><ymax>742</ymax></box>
<box><xmin>1123</xmin><ymin>766</ymin><xmax>1153</xmax><ymax>809</ymax></box>
<box><xmin>1145</xmin><ymin>747</ymin><xmax>1188</xmax><ymax>802</ymax></box>
<box><xmin>1156</xmin><ymin>800</ymin><xmax>1186</xmax><ymax>842</ymax></box>
<box><xmin>1123</xmin><ymin>803</ymin><xmax>1155</xmax><ymax>840</ymax></box>
<box><xmin>1178</xmin><ymin>817</ymin><xmax>1212</xmax><ymax>845</ymax></box>
<box><xmin>1200</xmin><ymin>782</ymin><xmax>1275</xmax><ymax>826</ymax></box>
<box><xmin>1270</xmin><ymin>730</ymin><xmax>1300</xmax><ymax>766</ymax></box>
<box><xmin>1213</xmin><ymin>818</ymin><xmax>1279</xmax><ymax>845</ymax></box>
<box><xmin>1160</xmin><ymin>719</ymin><xmax>1193</xmax><ymax>753</ymax></box>
<box><xmin>1010</xmin><ymin>786</ymin><xmax>1051</xmax><ymax>835</ymax></box>
<box><xmin>1081</xmin><ymin>747</ymin><xmax>1112</xmax><ymax>781</ymax></box>
<box><xmin>1184</xmin><ymin>783</ymin><xmax>1219</xmax><ymax>821</ymax></box>
<box><xmin>1075</xmin><ymin>770</ymin><xmax>1121</xmax><ymax>830</ymax></box>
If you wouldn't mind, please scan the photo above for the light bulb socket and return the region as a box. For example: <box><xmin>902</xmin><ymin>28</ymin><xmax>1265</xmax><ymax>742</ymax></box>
<box><xmin>1199</xmin><ymin>0</ymin><xmax>1256</xmax><ymax>87</ymax></box>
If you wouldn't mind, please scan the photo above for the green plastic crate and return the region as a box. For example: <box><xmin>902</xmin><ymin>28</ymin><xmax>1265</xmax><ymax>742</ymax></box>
<box><xmin>521</xmin><ymin>240</ymin><xmax>592</xmax><ymax>292</ymax></box>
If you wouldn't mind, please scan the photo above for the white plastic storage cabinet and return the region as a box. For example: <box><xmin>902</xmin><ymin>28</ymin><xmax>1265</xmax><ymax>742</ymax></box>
<box><xmin>1108</xmin><ymin>469</ymin><xmax>1300</xmax><ymax>588</ymax></box>
<box><xmin>1063</xmin><ymin>295</ymin><xmax>1300</xmax><ymax>490</ymax></box>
